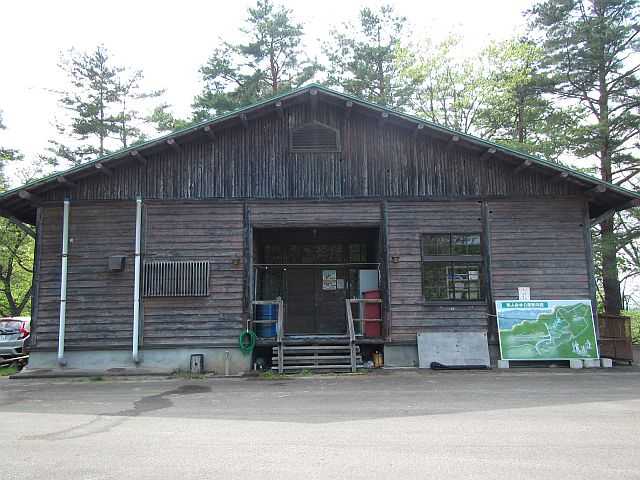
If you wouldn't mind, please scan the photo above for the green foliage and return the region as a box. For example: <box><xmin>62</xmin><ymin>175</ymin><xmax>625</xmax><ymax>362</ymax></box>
<box><xmin>476</xmin><ymin>38</ymin><xmax>583</xmax><ymax>160</ymax></box>
<box><xmin>149</xmin><ymin>104</ymin><xmax>193</xmax><ymax>133</ymax></box>
<box><xmin>0</xmin><ymin>220</ymin><xmax>34</xmax><ymax>317</ymax></box>
<box><xmin>0</xmin><ymin>112</ymin><xmax>33</xmax><ymax>318</ymax></box>
<box><xmin>192</xmin><ymin>0</ymin><xmax>317</xmax><ymax>121</ymax></box>
<box><xmin>625</xmin><ymin>310</ymin><xmax>640</xmax><ymax>343</ymax></box>
<box><xmin>402</xmin><ymin>35</ymin><xmax>486</xmax><ymax>133</ymax></box>
<box><xmin>324</xmin><ymin>5</ymin><xmax>415</xmax><ymax>109</ymax></box>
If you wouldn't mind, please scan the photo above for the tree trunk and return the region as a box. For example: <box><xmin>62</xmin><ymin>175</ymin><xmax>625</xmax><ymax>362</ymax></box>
<box><xmin>601</xmin><ymin>217</ymin><xmax>622</xmax><ymax>313</ymax></box>
<box><xmin>596</xmin><ymin>17</ymin><xmax>621</xmax><ymax>314</ymax></box>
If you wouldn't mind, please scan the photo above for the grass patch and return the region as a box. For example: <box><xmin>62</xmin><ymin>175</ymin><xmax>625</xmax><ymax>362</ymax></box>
<box><xmin>0</xmin><ymin>364</ymin><xmax>19</xmax><ymax>377</ymax></box>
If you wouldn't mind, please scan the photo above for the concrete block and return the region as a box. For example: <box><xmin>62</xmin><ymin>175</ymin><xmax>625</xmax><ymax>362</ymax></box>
<box><xmin>569</xmin><ymin>359</ymin><xmax>583</xmax><ymax>369</ymax></box>
<box><xmin>600</xmin><ymin>358</ymin><xmax>613</xmax><ymax>368</ymax></box>
<box><xmin>583</xmin><ymin>359</ymin><xmax>600</xmax><ymax>368</ymax></box>
<box><xmin>497</xmin><ymin>360</ymin><xmax>510</xmax><ymax>369</ymax></box>
<box><xmin>417</xmin><ymin>331</ymin><xmax>490</xmax><ymax>368</ymax></box>
<box><xmin>384</xmin><ymin>344</ymin><xmax>419</xmax><ymax>368</ymax></box>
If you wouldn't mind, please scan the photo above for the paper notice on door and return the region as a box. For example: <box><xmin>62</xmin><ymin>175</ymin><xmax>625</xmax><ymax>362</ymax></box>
<box><xmin>336</xmin><ymin>279</ymin><xmax>345</xmax><ymax>289</ymax></box>
<box><xmin>322</xmin><ymin>270</ymin><xmax>337</xmax><ymax>290</ymax></box>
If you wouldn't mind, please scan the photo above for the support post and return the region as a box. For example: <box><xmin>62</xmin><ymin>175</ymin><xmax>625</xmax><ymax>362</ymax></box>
<box><xmin>132</xmin><ymin>197</ymin><xmax>143</xmax><ymax>364</ymax></box>
<box><xmin>57</xmin><ymin>199</ymin><xmax>70</xmax><ymax>366</ymax></box>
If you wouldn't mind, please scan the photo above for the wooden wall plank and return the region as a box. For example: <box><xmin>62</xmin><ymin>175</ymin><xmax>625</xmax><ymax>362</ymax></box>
<box><xmin>386</xmin><ymin>201</ymin><xmax>488</xmax><ymax>342</ymax></box>
<box><xmin>33</xmin><ymin>203</ymin><xmax>135</xmax><ymax>350</ymax></box>
<box><xmin>142</xmin><ymin>201</ymin><xmax>245</xmax><ymax>347</ymax></box>
<box><xmin>488</xmin><ymin>198</ymin><xmax>591</xmax><ymax>300</ymax></box>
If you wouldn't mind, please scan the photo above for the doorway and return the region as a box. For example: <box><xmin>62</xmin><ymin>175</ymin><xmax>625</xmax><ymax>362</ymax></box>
<box><xmin>253</xmin><ymin>227</ymin><xmax>381</xmax><ymax>336</ymax></box>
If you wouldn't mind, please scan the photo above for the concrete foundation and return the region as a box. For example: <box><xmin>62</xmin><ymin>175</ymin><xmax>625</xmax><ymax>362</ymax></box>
<box><xmin>497</xmin><ymin>360</ymin><xmax>510</xmax><ymax>369</ymax></box>
<box><xmin>28</xmin><ymin>347</ymin><xmax>252</xmax><ymax>375</ymax></box>
<box><xmin>383</xmin><ymin>344</ymin><xmax>418</xmax><ymax>368</ymax></box>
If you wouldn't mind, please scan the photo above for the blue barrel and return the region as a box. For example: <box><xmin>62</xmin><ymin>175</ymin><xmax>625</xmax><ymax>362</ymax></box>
<box><xmin>255</xmin><ymin>304</ymin><xmax>278</xmax><ymax>338</ymax></box>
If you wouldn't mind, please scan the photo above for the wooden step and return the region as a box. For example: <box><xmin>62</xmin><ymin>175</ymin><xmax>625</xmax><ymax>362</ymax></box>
<box><xmin>271</xmin><ymin>364</ymin><xmax>363</xmax><ymax>372</ymax></box>
<box><xmin>273</xmin><ymin>355</ymin><xmax>361</xmax><ymax>361</ymax></box>
<box><xmin>272</xmin><ymin>356</ymin><xmax>362</xmax><ymax>365</ymax></box>
<box><xmin>273</xmin><ymin>345</ymin><xmax>360</xmax><ymax>352</ymax></box>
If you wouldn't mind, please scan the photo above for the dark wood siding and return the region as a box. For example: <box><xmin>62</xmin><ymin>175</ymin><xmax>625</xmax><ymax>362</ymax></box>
<box><xmin>488</xmin><ymin>198</ymin><xmax>591</xmax><ymax>300</ymax></box>
<box><xmin>41</xmin><ymin>102</ymin><xmax>580</xmax><ymax>203</ymax></box>
<box><xmin>249</xmin><ymin>201</ymin><xmax>381</xmax><ymax>227</ymax></box>
<box><xmin>142</xmin><ymin>201</ymin><xmax>245</xmax><ymax>347</ymax></box>
<box><xmin>387</xmin><ymin>201</ymin><xmax>488</xmax><ymax>342</ymax></box>
<box><xmin>34</xmin><ymin>203</ymin><xmax>135</xmax><ymax>350</ymax></box>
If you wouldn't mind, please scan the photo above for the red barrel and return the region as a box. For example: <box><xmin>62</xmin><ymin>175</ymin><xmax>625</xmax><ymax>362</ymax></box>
<box><xmin>363</xmin><ymin>289</ymin><xmax>382</xmax><ymax>337</ymax></box>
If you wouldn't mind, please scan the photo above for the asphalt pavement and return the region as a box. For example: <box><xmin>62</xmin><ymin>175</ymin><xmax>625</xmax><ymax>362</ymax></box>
<box><xmin>1</xmin><ymin>368</ymin><xmax>639</xmax><ymax>479</ymax></box>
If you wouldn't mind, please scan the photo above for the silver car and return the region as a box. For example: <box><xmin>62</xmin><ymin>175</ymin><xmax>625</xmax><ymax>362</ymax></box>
<box><xmin>0</xmin><ymin>317</ymin><xmax>31</xmax><ymax>357</ymax></box>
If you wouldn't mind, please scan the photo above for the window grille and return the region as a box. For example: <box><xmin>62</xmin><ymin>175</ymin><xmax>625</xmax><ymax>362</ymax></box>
<box><xmin>143</xmin><ymin>260</ymin><xmax>209</xmax><ymax>297</ymax></box>
<box><xmin>290</xmin><ymin>121</ymin><xmax>341</xmax><ymax>152</ymax></box>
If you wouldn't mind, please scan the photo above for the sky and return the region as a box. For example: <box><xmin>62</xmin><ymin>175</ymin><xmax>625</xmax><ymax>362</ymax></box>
<box><xmin>0</xmin><ymin>0</ymin><xmax>533</xmax><ymax>179</ymax></box>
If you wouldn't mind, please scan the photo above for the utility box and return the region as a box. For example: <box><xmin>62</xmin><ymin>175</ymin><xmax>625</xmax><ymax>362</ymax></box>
<box><xmin>108</xmin><ymin>255</ymin><xmax>126</xmax><ymax>272</ymax></box>
<box><xmin>190</xmin><ymin>354</ymin><xmax>204</xmax><ymax>374</ymax></box>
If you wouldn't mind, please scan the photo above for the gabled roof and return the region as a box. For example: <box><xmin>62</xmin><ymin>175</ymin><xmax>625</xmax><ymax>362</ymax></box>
<box><xmin>1</xmin><ymin>83</ymin><xmax>638</xmax><ymax>224</ymax></box>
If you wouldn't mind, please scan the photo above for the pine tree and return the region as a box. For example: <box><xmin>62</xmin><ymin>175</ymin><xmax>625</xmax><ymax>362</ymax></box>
<box><xmin>530</xmin><ymin>0</ymin><xmax>640</xmax><ymax>314</ymax></box>
<box><xmin>45</xmin><ymin>45</ymin><xmax>164</xmax><ymax>166</ymax></box>
<box><xmin>324</xmin><ymin>5</ymin><xmax>416</xmax><ymax>109</ymax></box>
<box><xmin>476</xmin><ymin>38</ymin><xmax>582</xmax><ymax>160</ymax></box>
<box><xmin>192</xmin><ymin>0</ymin><xmax>317</xmax><ymax>121</ymax></box>
<box><xmin>115</xmin><ymin>70</ymin><xmax>164</xmax><ymax>148</ymax></box>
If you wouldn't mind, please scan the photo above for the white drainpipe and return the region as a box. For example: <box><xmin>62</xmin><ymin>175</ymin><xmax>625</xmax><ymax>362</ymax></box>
<box><xmin>132</xmin><ymin>197</ymin><xmax>143</xmax><ymax>364</ymax></box>
<box><xmin>57</xmin><ymin>199</ymin><xmax>70</xmax><ymax>366</ymax></box>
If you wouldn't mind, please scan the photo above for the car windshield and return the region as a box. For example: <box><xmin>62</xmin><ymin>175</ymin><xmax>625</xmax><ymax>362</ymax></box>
<box><xmin>0</xmin><ymin>320</ymin><xmax>23</xmax><ymax>331</ymax></box>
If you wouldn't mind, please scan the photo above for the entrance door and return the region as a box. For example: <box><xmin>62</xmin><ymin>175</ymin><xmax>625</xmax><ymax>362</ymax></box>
<box><xmin>285</xmin><ymin>268</ymin><xmax>316</xmax><ymax>334</ymax></box>
<box><xmin>316</xmin><ymin>268</ymin><xmax>347</xmax><ymax>334</ymax></box>
<box><xmin>284</xmin><ymin>268</ymin><xmax>347</xmax><ymax>335</ymax></box>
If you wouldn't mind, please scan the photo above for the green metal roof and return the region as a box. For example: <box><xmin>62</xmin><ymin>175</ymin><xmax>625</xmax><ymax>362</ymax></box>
<box><xmin>1</xmin><ymin>83</ymin><xmax>638</xmax><ymax>209</ymax></box>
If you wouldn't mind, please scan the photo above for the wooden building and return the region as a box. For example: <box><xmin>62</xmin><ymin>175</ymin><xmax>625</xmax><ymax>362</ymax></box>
<box><xmin>1</xmin><ymin>84</ymin><xmax>638</xmax><ymax>373</ymax></box>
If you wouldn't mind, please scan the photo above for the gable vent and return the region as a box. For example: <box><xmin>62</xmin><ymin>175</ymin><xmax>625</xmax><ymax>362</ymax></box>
<box><xmin>143</xmin><ymin>260</ymin><xmax>209</xmax><ymax>297</ymax></box>
<box><xmin>290</xmin><ymin>121</ymin><xmax>341</xmax><ymax>153</ymax></box>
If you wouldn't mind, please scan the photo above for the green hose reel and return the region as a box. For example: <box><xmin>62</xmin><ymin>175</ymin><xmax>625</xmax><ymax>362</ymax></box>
<box><xmin>238</xmin><ymin>330</ymin><xmax>256</xmax><ymax>355</ymax></box>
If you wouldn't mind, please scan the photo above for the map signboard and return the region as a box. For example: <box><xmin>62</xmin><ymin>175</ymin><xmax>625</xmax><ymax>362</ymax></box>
<box><xmin>496</xmin><ymin>300</ymin><xmax>599</xmax><ymax>361</ymax></box>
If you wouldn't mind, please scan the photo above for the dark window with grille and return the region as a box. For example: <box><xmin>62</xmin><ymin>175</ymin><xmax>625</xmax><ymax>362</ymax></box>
<box><xmin>421</xmin><ymin>234</ymin><xmax>483</xmax><ymax>301</ymax></box>
<box><xmin>143</xmin><ymin>260</ymin><xmax>209</xmax><ymax>297</ymax></box>
<box><xmin>290</xmin><ymin>121</ymin><xmax>341</xmax><ymax>152</ymax></box>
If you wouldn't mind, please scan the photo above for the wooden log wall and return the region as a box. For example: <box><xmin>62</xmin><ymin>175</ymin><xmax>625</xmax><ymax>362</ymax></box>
<box><xmin>386</xmin><ymin>201</ymin><xmax>488</xmax><ymax>343</ymax></box>
<box><xmin>248</xmin><ymin>201</ymin><xmax>381</xmax><ymax>228</ymax></box>
<box><xmin>142</xmin><ymin>201</ymin><xmax>245</xmax><ymax>347</ymax></box>
<box><xmin>487</xmin><ymin>198</ymin><xmax>591</xmax><ymax>300</ymax></box>
<box><xmin>41</xmin><ymin>102</ymin><xmax>580</xmax><ymax>203</ymax></box>
<box><xmin>31</xmin><ymin>197</ymin><xmax>594</xmax><ymax>351</ymax></box>
<box><xmin>34</xmin><ymin>203</ymin><xmax>135</xmax><ymax>350</ymax></box>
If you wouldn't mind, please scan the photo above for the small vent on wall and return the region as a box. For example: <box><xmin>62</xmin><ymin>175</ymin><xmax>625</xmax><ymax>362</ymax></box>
<box><xmin>143</xmin><ymin>260</ymin><xmax>209</xmax><ymax>297</ymax></box>
<box><xmin>290</xmin><ymin>121</ymin><xmax>341</xmax><ymax>152</ymax></box>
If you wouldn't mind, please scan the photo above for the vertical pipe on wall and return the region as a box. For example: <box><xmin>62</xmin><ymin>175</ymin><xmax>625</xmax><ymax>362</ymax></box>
<box><xmin>57</xmin><ymin>199</ymin><xmax>70</xmax><ymax>366</ymax></box>
<box><xmin>132</xmin><ymin>197</ymin><xmax>143</xmax><ymax>364</ymax></box>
